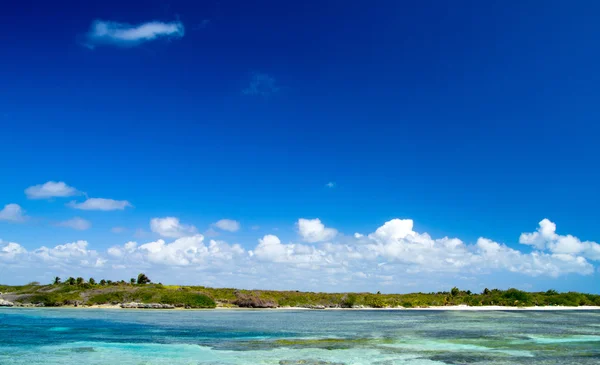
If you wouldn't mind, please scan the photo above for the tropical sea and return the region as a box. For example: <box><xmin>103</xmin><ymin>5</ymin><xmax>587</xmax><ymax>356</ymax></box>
<box><xmin>1</xmin><ymin>308</ymin><xmax>599</xmax><ymax>364</ymax></box>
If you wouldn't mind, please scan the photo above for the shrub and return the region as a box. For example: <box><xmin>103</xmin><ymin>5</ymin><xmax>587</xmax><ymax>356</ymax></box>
<box><xmin>137</xmin><ymin>273</ymin><xmax>151</xmax><ymax>285</ymax></box>
<box><xmin>341</xmin><ymin>294</ymin><xmax>357</xmax><ymax>308</ymax></box>
<box><xmin>156</xmin><ymin>291</ymin><xmax>216</xmax><ymax>308</ymax></box>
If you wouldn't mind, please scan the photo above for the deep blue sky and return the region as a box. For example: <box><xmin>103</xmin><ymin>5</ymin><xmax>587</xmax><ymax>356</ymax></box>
<box><xmin>1</xmin><ymin>1</ymin><xmax>599</xmax><ymax>291</ymax></box>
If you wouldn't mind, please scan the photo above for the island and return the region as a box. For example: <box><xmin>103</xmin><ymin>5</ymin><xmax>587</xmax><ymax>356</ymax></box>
<box><xmin>1</xmin><ymin>273</ymin><xmax>599</xmax><ymax>309</ymax></box>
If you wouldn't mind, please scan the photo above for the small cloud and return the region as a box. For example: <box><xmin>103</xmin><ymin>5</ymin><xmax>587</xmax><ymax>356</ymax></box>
<box><xmin>0</xmin><ymin>204</ymin><xmax>27</xmax><ymax>223</ymax></box>
<box><xmin>56</xmin><ymin>217</ymin><xmax>91</xmax><ymax>231</ymax></box>
<box><xmin>326</xmin><ymin>182</ymin><xmax>336</xmax><ymax>188</ymax></box>
<box><xmin>150</xmin><ymin>217</ymin><xmax>198</xmax><ymax>238</ymax></box>
<box><xmin>68</xmin><ymin>198</ymin><xmax>132</xmax><ymax>211</ymax></box>
<box><xmin>297</xmin><ymin>218</ymin><xmax>338</xmax><ymax>243</ymax></box>
<box><xmin>213</xmin><ymin>219</ymin><xmax>241</xmax><ymax>232</ymax></box>
<box><xmin>25</xmin><ymin>181</ymin><xmax>79</xmax><ymax>199</ymax></box>
<box><xmin>84</xmin><ymin>19</ymin><xmax>184</xmax><ymax>48</ymax></box>
<box><xmin>111</xmin><ymin>227</ymin><xmax>127</xmax><ymax>234</ymax></box>
<box><xmin>242</xmin><ymin>72</ymin><xmax>280</xmax><ymax>97</ymax></box>
<box><xmin>251</xmin><ymin>225</ymin><xmax>260</xmax><ymax>231</ymax></box>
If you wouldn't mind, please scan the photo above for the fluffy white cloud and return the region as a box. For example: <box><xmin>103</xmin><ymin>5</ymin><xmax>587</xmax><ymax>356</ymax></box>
<box><xmin>0</xmin><ymin>204</ymin><xmax>27</xmax><ymax>223</ymax></box>
<box><xmin>25</xmin><ymin>181</ymin><xmax>79</xmax><ymax>199</ymax></box>
<box><xmin>297</xmin><ymin>218</ymin><xmax>337</xmax><ymax>243</ymax></box>
<box><xmin>370</xmin><ymin>218</ymin><xmax>415</xmax><ymax>241</ymax></box>
<box><xmin>68</xmin><ymin>198</ymin><xmax>132</xmax><ymax>211</ymax></box>
<box><xmin>107</xmin><ymin>241</ymin><xmax>137</xmax><ymax>257</ymax></box>
<box><xmin>56</xmin><ymin>217</ymin><xmax>91</xmax><ymax>231</ymax></box>
<box><xmin>108</xmin><ymin>235</ymin><xmax>244</xmax><ymax>267</ymax></box>
<box><xmin>1</xmin><ymin>217</ymin><xmax>597</xmax><ymax>290</ymax></box>
<box><xmin>85</xmin><ymin>20</ymin><xmax>184</xmax><ymax>48</ymax></box>
<box><xmin>520</xmin><ymin>219</ymin><xmax>600</xmax><ymax>261</ymax></box>
<box><xmin>362</xmin><ymin>218</ymin><xmax>593</xmax><ymax>277</ymax></box>
<box><xmin>251</xmin><ymin>234</ymin><xmax>332</xmax><ymax>267</ymax></box>
<box><xmin>29</xmin><ymin>240</ymin><xmax>106</xmax><ymax>270</ymax></box>
<box><xmin>214</xmin><ymin>219</ymin><xmax>241</xmax><ymax>232</ymax></box>
<box><xmin>0</xmin><ymin>240</ymin><xmax>27</xmax><ymax>260</ymax></box>
<box><xmin>150</xmin><ymin>217</ymin><xmax>197</xmax><ymax>238</ymax></box>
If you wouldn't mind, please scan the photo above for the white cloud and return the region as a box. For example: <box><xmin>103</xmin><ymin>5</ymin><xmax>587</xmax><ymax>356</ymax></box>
<box><xmin>520</xmin><ymin>219</ymin><xmax>600</xmax><ymax>261</ymax></box>
<box><xmin>68</xmin><ymin>198</ymin><xmax>132</xmax><ymax>211</ymax></box>
<box><xmin>107</xmin><ymin>241</ymin><xmax>137</xmax><ymax>257</ymax></box>
<box><xmin>252</xmin><ymin>234</ymin><xmax>330</xmax><ymax>265</ymax></box>
<box><xmin>25</xmin><ymin>181</ymin><xmax>79</xmax><ymax>199</ymax></box>
<box><xmin>0</xmin><ymin>204</ymin><xmax>27</xmax><ymax>223</ymax></box>
<box><xmin>0</xmin><ymin>240</ymin><xmax>27</xmax><ymax>260</ymax></box>
<box><xmin>31</xmin><ymin>240</ymin><xmax>105</xmax><ymax>270</ymax></box>
<box><xmin>150</xmin><ymin>217</ymin><xmax>197</xmax><ymax>238</ymax></box>
<box><xmin>214</xmin><ymin>219</ymin><xmax>241</xmax><ymax>232</ymax></box>
<box><xmin>108</xmin><ymin>235</ymin><xmax>244</xmax><ymax>267</ymax></box>
<box><xmin>361</xmin><ymin>218</ymin><xmax>593</xmax><ymax>277</ymax></box>
<box><xmin>56</xmin><ymin>217</ymin><xmax>91</xmax><ymax>231</ymax></box>
<box><xmin>297</xmin><ymin>218</ymin><xmax>337</xmax><ymax>243</ymax></box>
<box><xmin>370</xmin><ymin>218</ymin><xmax>415</xmax><ymax>241</ymax></box>
<box><xmin>1</xmin><ymin>217</ymin><xmax>598</xmax><ymax>290</ymax></box>
<box><xmin>85</xmin><ymin>20</ymin><xmax>184</xmax><ymax>48</ymax></box>
<box><xmin>326</xmin><ymin>182</ymin><xmax>336</xmax><ymax>188</ymax></box>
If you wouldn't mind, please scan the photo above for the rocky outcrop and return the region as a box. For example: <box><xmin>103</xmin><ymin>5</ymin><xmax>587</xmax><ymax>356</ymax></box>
<box><xmin>120</xmin><ymin>302</ymin><xmax>175</xmax><ymax>309</ymax></box>
<box><xmin>0</xmin><ymin>299</ymin><xmax>14</xmax><ymax>307</ymax></box>
<box><xmin>13</xmin><ymin>302</ymin><xmax>45</xmax><ymax>307</ymax></box>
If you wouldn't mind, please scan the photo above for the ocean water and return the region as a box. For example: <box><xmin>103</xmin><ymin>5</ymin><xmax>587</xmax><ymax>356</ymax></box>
<box><xmin>1</xmin><ymin>308</ymin><xmax>599</xmax><ymax>364</ymax></box>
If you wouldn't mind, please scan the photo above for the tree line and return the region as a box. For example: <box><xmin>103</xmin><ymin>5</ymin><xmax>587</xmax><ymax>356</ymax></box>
<box><xmin>53</xmin><ymin>273</ymin><xmax>151</xmax><ymax>286</ymax></box>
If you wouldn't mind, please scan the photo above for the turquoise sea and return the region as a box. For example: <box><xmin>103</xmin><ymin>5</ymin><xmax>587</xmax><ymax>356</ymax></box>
<box><xmin>1</xmin><ymin>308</ymin><xmax>599</xmax><ymax>364</ymax></box>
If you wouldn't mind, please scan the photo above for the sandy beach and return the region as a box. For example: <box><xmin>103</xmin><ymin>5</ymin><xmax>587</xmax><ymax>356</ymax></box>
<box><xmin>7</xmin><ymin>304</ymin><xmax>599</xmax><ymax>311</ymax></box>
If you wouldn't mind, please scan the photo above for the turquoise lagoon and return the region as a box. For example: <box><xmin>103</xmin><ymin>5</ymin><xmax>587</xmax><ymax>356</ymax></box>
<box><xmin>1</xmin><ymin>308</ymin><xmax>599</xmax><ymax>364</ymax></box>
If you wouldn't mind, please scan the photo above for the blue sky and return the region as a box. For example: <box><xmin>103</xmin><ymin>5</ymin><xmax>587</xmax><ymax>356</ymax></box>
<box><xmin>1</xmin><ymin>1</ymin><xmax>599</xmax><ymax>292</ymax></box>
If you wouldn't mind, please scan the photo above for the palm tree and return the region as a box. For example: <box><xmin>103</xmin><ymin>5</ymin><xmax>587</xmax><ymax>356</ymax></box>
<box><xmin>76</xmin><ymin>277</ymin><xmax>84</xmax><ymax>285</ymax></box>
<box><xmin>89</xmin><ymin>278</ymin><xmax>96</xmax><ymax>285</ymax></box>
<box><xmin>99</xmin><ymin>279</ymin><xmax>107</xmax><ymax>286</ymax></box>
<box><xmin>130</xmin><ymin>278</ymin><xmax>136</xmax><ymax>285</ymax></box>
<box><xmin>53</xmin><ymin>277</ymin><xmax>61</xmax><ymax>285</ymax></box>
<box><xmin>66</xmin><ymin>277</ymin><xmax>76</xmax><ymax>285</ymax></box>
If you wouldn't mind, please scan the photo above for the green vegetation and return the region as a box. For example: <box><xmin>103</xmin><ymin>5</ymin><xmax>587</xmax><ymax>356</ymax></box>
<box><xmin>1</xmin><ymin>279</ymin><xmax>599</xmax><ymax>309</ymax></box>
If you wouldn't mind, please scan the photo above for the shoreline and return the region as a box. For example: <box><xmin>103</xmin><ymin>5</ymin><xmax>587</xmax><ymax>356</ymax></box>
<box><xmin>3</xmin><ymin>304</ymin><xmax>600</xmax><ymax>311</ymax></box>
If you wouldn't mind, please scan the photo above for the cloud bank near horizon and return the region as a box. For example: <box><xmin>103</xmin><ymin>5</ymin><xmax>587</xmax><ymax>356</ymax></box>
<box><xmin>1</xmin><ymin>218</ymin><xmax>598</xmax><ymax>291</ymax></box>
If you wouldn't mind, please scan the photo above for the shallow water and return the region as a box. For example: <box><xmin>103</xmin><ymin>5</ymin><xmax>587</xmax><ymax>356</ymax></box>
<box><xmin>1</xmin><ymin>308</ymin><xmax>599</xmax><ymax>364</ymax></box>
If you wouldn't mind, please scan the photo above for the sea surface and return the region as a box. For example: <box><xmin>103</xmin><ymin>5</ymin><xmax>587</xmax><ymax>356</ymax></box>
<box><xmin>1</xmin><ymin>308</ymin><xmax>599</xmax><ymax>364</ymax></box>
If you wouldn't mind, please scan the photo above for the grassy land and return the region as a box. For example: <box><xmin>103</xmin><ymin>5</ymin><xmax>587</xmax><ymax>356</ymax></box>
<box><xmin>1</xmin><ymin>283</ymin><xmax>599</xmax><ymax>308</ymax></box>
<box><xmin>0</xmin><ymin>283</ymin><xmax>216</xmax><ymax>308</ymax></box>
